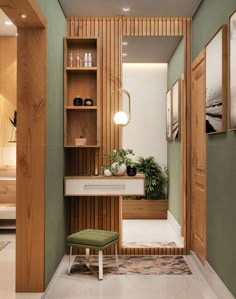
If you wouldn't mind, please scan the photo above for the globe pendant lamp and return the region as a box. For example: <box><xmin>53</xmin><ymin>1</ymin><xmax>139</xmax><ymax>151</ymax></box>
<box><xmin>113</xmin><ymin>89</ymin><xmax>131</xmax><ymax>126</ymax></box>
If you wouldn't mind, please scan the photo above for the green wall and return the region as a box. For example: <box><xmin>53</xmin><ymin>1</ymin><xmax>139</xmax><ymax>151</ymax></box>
<box><xmin>192</xmin><ymin>0</ymin><xmax>236</xmax><ymax>296</ymax></box>
<box><xmin>167</xmin><ymin>38</ymin><xmax>184</xmax><ymax>90</ymax></box>
<box><xmin>167</xmin><ymin>38</ymin><xmax>184</xmax><ymax>225</ymax></box>
<box><xmin>167</xmin><ymin>141</ymin><xmax>181</xmax><ymax>225</ymax></box>
<box><xmin>35</xmin><ymin>0</ymin><xmax>66</xmax><ymax>288</ymax></box>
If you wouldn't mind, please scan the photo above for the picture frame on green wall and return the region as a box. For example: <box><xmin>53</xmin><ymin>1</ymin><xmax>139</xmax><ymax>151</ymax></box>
<box><xmin>229</xmin><ymin>9</ymin><xmax>236</xmax><ymax>130</ymax></box>
<box><xmin>172</xmin><ymin>79</ymin><xmax>181</xmax><ymax>140</ymax></box>
<box><xmin>205</xmin><ymin>25</ymin><xmax>227</xmax><ymax>134</ymax></box>
<box><xmin>166</xmin><ymin>88</ymin><xmax>172</xmax><ymax>141</ymax></box>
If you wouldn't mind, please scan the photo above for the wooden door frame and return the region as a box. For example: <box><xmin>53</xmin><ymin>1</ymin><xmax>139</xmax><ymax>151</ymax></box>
<box><xmin>0</xmin><ymin>0</ymin><xmax>47</xmax><ymax>292</ymax></box>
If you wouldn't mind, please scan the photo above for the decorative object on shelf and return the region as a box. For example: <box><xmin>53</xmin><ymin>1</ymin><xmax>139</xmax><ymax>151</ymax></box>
<box><xmin>84</xmin><ymin>52</ymin><xmax>88</xmax><ymax>67</ymax></box>
<box><xmin>104</xmin><ymin>168</ymin><xmax>112</xmax><ymax>177</ymax></box>
<box><xmin>111</xmin><ymin>162</ymin><xmax>127</xmax><ymax>176</ymax></box>
<box><xmin>73</xmin><ymin>96</ymin><xmax>83</xmax><ymax>106</ymax></box>
<box><xmin>205</xmin><ymin>25</ymin><xmax>227</xmax><ymax>134</ymax></box>
<box><xmin>113</xmin><ymin>89</ymin><xmax>131</xmax><ymax>126</ymax></box>
<box><xmin>68</xmin><ymin>50</ymin><xmax>73</xmax><ymax>67</ymax></box>
<box><xmin>104</xmin><ymin>148</ymin><xmax>134</xmax><ymax>176</ymax></box>
<box><xmin>84</xmin><ymin>98</ymin><xmax>93</xmax><ymax>106</ymax></box>
<box><xmin>76</xmin><ymin>51</ymin><xmax>80</xmax><ymax>67</ymax></box>
<box><xmin>127</xmin><ymin>164</ymin><xmax>137</xmax><ymax>176</ymax></box>
<box><xmin>9</xmin><ymin>110</ymin><xmax>17</xmax><ymax>142</ymax></box>
<box><xmin>229</xmin><ymin>9</ymin><xmax>236</xmax><ymax>129</ymax></box>
<box><xmin>75</xmin><ymin>138</ymin><xmax>87</xmax><ymax>146</ymax></box>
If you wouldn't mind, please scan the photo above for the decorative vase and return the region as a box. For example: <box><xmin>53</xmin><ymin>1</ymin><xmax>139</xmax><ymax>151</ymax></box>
<box><xmin>127</xmin><ymin>165</ymin><xmax>137</xmax><ymax>176</ymax></box>
<box><xmin>111</xmin><ymin>162</ymin><xmax>127</xmax><ymax>176</ymax></box>
<box><xmin>104</xmin><ymin>169</ymin><xmax>112</xmax><ymax>177</ymax></box>
<box><xmin>73</xmin><ymin>96</ymin><xmax>83</xmax><ymax>106</ymax></box>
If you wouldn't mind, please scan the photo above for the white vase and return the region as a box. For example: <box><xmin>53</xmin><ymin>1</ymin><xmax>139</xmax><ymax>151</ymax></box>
<box><xmin>104</xmin><ymin>169</ymin><xmax>112</xmax><ymax>177</ymax></box>
<box><xmin>111</xmin><ymin>162</ymin><xmax>127</xmax><ymax>176</ymax></box>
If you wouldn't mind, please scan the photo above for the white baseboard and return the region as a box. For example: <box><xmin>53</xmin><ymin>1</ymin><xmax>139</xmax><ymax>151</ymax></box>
<box><xmin>167</xmin><ymin>210</ymin><xmax>181</xmax><ymax>236</ymax></box>
<box><xmin>191</xmin><ymin>251</ymin><xmax>235</xmax><ymax>299</ymax></box>
<box><xmin>41</xmin><ymin>254</ymin><xmax>67</xmax><ymax>299</ymax></box>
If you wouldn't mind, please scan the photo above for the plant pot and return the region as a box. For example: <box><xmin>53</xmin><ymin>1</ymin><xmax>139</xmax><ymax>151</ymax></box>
<box><xmin>127</xmin><ymin>165</ymin><xmax>137</xmax><ymax>176</ymax></box>
<box><xmin>122</xmin><ymin>199</ymin><xmax>168</xmax><ymax>219</ymax></box>
<box><xmin>111</xmin><ymin>162</ymin><xmax>126</xmax><ymax>176</ymax></box>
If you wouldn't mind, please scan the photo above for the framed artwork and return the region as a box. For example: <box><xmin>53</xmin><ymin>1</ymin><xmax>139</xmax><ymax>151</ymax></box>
<box><xmin>166</xmin><ymin>89</ymin><xmax>172</xmax><ymax>141</ymax></box>
<box><xmin>172</xmin><ymin>79</ymin><xmax>181</xmax><ymax>140</ymax></box>
<box><xmin>229</xmin><ymin>9</ymin><xmax>236</xmax><ymax>129</ymax></box>
<box><xmin>205</xmin><ymin>25</ymin><xmax>227</xmax><ymax>134</ymax></box>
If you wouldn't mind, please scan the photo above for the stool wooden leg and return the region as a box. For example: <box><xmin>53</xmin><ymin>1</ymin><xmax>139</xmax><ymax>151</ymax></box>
<box><xmin>115</xmin><ymin>242</ymin><xmax>119</xmax><ymax>269</ymax></box>
<box><xmin>98</xmin><ymin>250</ymin><xmax>103</xmax><ymax>280</ymax></box>
<box><xmin>86</xmin><ymin>248</ymin><xmax>90</xmax><ymax>267</ymax></box>
<box><xmin>68</xmin><ymin>246</ymin><xmax>73</xmax><ymax>275</ymax></box>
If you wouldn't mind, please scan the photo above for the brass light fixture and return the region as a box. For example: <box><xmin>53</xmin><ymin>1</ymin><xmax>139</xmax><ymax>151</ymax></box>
<box><xmin>114</xmin><ymin>88</ymin><xmax>131</xmax><ymax>126</ymax></box>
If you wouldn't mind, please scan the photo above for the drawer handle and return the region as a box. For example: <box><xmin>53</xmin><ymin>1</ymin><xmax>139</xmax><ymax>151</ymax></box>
<box><xmin>84</xmin><ymin>184</ymin><xmax>125</xmax><ymax>190</ymax></box>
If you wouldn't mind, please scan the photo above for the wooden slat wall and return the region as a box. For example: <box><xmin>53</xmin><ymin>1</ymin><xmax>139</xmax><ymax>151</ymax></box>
<box><xmin>67</xmin><ymin>17</ymin><xmax>191</xmax><ymax>256</ymax></box>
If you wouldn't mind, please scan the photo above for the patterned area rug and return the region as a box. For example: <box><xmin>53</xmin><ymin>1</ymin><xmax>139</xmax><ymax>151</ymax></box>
<box><xmin>71</xmin><ymin>255</ymin><xmax>192</xmax><ymax>275</ymax></box>
<box><xmin>123</xmin><ymin>241</ymin><xmax>177</xmax><ymax>248</ymax></box>
<box><xmin>0</xmin><ymin>241</ymin><xmax>10</xmax><ymax>251</ymax></box>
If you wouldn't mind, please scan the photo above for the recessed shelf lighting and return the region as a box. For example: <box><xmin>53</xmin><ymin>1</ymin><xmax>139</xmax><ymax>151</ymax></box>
<box><xmin>21</xmin><ymin>14</ymin><xmax>27</xmax><ymax>19</ymax></box>
<box><xmin>122</xmin><ymin>41</ymin><xmax>128</xmax><ymax>46</ymax></box>
<box><xmin>5</xmin><ymin>21</ymin><xmax>13</xmax><ymax>26</ymax></box>
<box><xmin>122</xmin><ymin>53</ymin><xmax>128</xmax><ymax>57</ymax></box>
<box><xmin>122</xmin><ymin>7</ymin><xmax>130</xmax><ymax>12</ymax></box>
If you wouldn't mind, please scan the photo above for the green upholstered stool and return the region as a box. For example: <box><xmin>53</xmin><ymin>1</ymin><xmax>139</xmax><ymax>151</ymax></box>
<box><xmin>67</xmin><ymin>229</ymin><xmax>119</xmax><ymax>280</ymax></box>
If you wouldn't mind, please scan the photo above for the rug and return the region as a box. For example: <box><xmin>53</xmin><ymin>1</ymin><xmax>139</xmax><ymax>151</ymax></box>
<box><xmin>0</xmin><ymin>241</ymin><xmax>10</xmax><ymax>251</ymax></box>
<box><xmin>71</xmin><ymin>255</ymin><xmax>192</xmax><ymax>275</ymax></box>
<box><xmin>123</xmin><ymin>241</ymin><xmax>177</xmax><ymax>248</ymax></box>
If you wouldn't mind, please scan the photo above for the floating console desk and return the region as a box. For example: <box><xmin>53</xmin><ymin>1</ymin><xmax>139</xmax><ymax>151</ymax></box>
<box><xmin>64</xmin><ymin>175</ymin><xmax>145</xmax><ymax>196</ymax></box>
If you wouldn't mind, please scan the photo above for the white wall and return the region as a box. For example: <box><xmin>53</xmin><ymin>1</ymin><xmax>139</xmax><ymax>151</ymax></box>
<box><xmin>123</xmin><ymin>63</ymin><xmax>167</xmax><ymax>167</ymax></box>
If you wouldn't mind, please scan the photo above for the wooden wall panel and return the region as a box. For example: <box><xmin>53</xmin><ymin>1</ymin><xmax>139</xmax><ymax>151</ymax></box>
<box><xmin>16</xmin><ymin>28</ymin><xmax>46</xmax><ymax>292</ymax></box>
<box><xmin>67</xmin><ymin>17</ymin><xmax>191</xmax><ymax>255</ymax></box>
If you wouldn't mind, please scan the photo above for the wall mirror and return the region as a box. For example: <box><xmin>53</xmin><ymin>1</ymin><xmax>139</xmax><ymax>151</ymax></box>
<box><xmin>121</xmin><ymin>35</ymin><xmax>185</xmax><ymax>249</ymax></box>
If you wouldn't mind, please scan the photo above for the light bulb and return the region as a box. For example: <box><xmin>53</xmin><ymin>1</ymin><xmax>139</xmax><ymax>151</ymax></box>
<box><xmin>114</xmin><ymin>111</ymin><xmax>129</xmax><ymax>126</ymax></box>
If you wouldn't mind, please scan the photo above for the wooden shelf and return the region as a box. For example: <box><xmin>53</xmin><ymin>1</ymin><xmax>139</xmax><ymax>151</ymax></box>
<box><xmin>64</xmin><ymin>144</ymin><xmax>100</xmax><ymax>148</ymax></box>
<box><xmin>65</xmin><ymin>106</ymin><xmax>97</xmax><ymax>110</ymax></box>
<box><xmin>66</xmin><ymin>67</ymin><xmax>97</xmax><ymax>71</ymax></box>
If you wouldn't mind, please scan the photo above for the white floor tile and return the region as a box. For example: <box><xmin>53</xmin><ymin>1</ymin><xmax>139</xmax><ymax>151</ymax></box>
<box><xmin>0</xmin><ymin>231</ymin><xmax>221</xmax><ymax>299</ymax></box>
<box><xmin>123</xmin><ymin>219</ymin><xmax>184</xmax><ymax>247</ymax></box>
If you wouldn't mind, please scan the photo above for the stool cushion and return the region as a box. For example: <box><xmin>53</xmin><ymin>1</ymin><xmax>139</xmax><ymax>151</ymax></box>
<box><xmin>67</xmin><ymin>229</ymin><xmax>119</xmax><ymax>249</ymax></box>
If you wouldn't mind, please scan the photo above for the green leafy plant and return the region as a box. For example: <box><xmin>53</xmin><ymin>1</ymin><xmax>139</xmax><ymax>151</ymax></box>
<box><xmin>9</xmin><ymin>110</ymin><xmax>17</xmax><ymax>128</ymax></box>
<box><xmin>103</xmin><ymin>148</ymin><xmax>135</xmax><ymax>174</ymax></box>
<box><xmin>104</xmin><ymin>148</ymin><xmax>134</xmax><ymax>166</ymax></box>
<box><xmin>135</xmin><ymin>156</ymin><xmax>168</xmax><ymax>199</ymax></box>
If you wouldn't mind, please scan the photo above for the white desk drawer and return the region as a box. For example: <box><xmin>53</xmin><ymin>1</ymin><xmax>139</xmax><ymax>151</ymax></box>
<box><xmin>64</xmin><ymin>176</ymin><xmax>145</xmax><ymax>196</ymax></box>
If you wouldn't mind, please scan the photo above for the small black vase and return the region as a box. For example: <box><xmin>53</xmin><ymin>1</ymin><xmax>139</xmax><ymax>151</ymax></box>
<box><xmin>127</xmin><ymin>165</ymin><xmax>137</xmax><ymax>176</ymax></box>
<box><xmin>73</xmin><ymin>96</ymin><xmax>83</xmax><ymax>106</ymax></box>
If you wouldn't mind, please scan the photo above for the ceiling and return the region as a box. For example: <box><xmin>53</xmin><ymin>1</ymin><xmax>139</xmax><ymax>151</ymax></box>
<box><xmin>122</xmin><ymin>36</ymin><xmax>182</xmax><ymax>63</ymax></box>
<box><xmin>58</xmin><ymin>0</ymin><xmax>201</xmax><ymax>63</ymax></box>
<box><xmin>0</xmin><ymin>9</ymin><xmax>17</xmax><ymax>36</ymax></box>
<box><xmin>58</xmin><ymin>0</ymin><xmax>202</xmax><ymax>18</ymax></box>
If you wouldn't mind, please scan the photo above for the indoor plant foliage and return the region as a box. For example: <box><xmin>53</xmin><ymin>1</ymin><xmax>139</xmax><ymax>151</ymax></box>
<box><xmin>135</xmin><ymin>156</ymin><xmax>168</xmax><ymax>199</ymax></box>
<box><xmin>104</xmin><ymin>148</ymin><xmax>134</xmax><ymax>175</ymax></box>
<box><xmin>9</xmin><ymin>110</ymin><xmax>17</xmax><ymax>128</ymax></box>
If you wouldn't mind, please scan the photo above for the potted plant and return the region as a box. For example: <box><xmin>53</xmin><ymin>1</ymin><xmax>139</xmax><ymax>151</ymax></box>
<box><xmin>103</xmin><ymin>148</ymin><xmax>134</xmax><ymax>175</ymax></box>
<box><xmin>9</xmin><ymin>110</ymin><xmax>17</xmax><ymax>142</ymax></box>
<box><xmin>123</xmin><ymin>156</ymin><xmax>168</xmax><ymax>219</ymax></box>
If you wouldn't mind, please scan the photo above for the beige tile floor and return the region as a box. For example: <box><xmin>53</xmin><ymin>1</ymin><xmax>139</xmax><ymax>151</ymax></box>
<box><xmin>0</xmin><ymin>229</ymin><xmax>220</xmax><ymax>299</ymax></box>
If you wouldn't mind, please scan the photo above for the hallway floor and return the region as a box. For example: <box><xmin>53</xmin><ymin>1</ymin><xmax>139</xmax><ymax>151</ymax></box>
<box><xmin>0</xmin><ymin>231</ymin><xmax>221</xmax><ymax>299</ymax></box>
<box><xmin>123</xmin><ymin>219</ymin><xmax>184</xmax><ymax>247</ymax></box>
